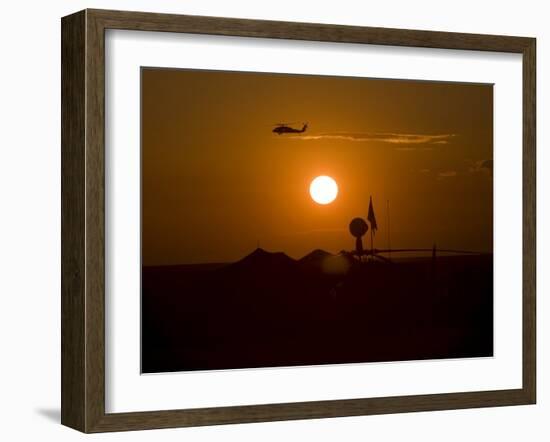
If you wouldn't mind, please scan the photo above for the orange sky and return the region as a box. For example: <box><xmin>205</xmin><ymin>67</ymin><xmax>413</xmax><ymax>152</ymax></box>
<box><xmin>142</xmin><ymin>68</ymin><xmax>493</xmax><ymax>265</ymax></box>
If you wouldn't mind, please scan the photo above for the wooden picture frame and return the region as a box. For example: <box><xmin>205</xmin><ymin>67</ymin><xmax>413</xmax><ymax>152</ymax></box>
<box><xmin>61</xmin><ymin>8</ymin><xmax>536</xmax><ymax>433</ymax></box>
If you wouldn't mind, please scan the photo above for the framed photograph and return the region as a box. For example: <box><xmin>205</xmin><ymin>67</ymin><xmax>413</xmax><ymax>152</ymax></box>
<box><xmin>61</xmin><ymin>9</ymin><xmax>536</xmax><ymax>433</ymax></box>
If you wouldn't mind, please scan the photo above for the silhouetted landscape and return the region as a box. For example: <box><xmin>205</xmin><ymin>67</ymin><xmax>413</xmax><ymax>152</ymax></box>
<box><xmin>141</xmin><ymin>68</ymin><xmax>494</xmax><ymax>373</ymax></box>
<box><xmin>142</xmin><ymin>250</ymin><xmax>493</xmax><ymax>373</ymax></box>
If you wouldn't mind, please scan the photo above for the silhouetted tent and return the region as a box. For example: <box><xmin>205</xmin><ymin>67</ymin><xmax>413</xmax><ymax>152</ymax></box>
<box><xmin>229</xmin><ymin>248</ymin><xmax>296</xmax><ymax>271</ymax></box>
<box><xmin>299</xmin><ymin>249</ymin><xmax>334</xmax><ymax>265</ymax></box>
<box><xmin>298</xmin><ymin>249</ymin><xmax>342</xmax><ymax>273</ymax></box>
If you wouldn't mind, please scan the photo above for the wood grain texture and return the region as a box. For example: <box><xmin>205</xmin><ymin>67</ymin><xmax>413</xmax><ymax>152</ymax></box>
<box><xmin>91</xmin><ymin>389</ymin><xmax>531</xmax><ymax>433</ymax></box>
<box><xmin>84</xmin><ymin>10</ymin><xmax>107</xmax><ymax>432</ymax></box>
<box><xmin>90</xmin><ymin>8</ymin><xmax>532</xmax><ymax>52</ymax></box>
<box><xmin>522</xmin><ymin>38</ymin><xmax>536</xmax><ymax>403</ymax></box>
<box><xmin>61</xmin><ymin>10</ymin><xmax>86</xmax><ymax>432</ymax></box>
<box><xmin>60</xmin><ymin>8</ymin><xmax>537</xmax><ymax>433</ymax></box>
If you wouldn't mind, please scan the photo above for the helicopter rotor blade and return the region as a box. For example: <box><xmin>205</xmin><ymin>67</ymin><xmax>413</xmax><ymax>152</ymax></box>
<box><xmin>273</xmin><ymin>121</ymin><xmax>300</xmax><ymax>126</ymax></box>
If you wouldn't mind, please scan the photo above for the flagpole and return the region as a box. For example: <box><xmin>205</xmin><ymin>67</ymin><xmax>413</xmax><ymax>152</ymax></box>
<box><xmin>370</xmin><ymin>223</ymin><xmax>373</xmax><ymax>258</ymax></box>
<box><xmin>367</xmin><ymin>195</ymin><xmax>376</xmax><ymax>261</ymax></box>
<box><xmin>387</xmin><ymin>199</ymin><xmax>391</xmax><ymax>261</ymax></box>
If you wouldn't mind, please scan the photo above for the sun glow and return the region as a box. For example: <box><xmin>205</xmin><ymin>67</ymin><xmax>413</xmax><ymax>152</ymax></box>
<box><xmin>309</xmin><ymin>175</ymin><xmax>338</xmax><ymax>205</ymax></box>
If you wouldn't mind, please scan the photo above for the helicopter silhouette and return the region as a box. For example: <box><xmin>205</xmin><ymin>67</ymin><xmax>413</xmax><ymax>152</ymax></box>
<box><xmin>272</xmin><ymin>122</ymin><xmax>308</xmax><ymax>135</ymax></box>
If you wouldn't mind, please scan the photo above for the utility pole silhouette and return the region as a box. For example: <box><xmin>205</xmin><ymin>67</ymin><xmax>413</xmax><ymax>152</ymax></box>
<box><xmin>387</xmin><ymin>199</ymin><xmax>391</xmax><ymax>261</ymax></box>
<box><xmin>367</xmin><ymin>196</ymin><xmax>377</xmax><ymax>260</ymax></box>
<box><xmin>349</xmin><ymin>217</ymin><xmax>368</xmax><ymax>261</ymax></box>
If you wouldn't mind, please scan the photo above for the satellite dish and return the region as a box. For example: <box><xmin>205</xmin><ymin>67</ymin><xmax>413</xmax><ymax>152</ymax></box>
<box><xmin>349</xmin><ymin>217</ymin><xmax>368</xmax><ymax>238</ymax></box>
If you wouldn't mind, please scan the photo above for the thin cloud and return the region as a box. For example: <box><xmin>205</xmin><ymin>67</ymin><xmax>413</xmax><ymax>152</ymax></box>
<box><xmin>293</xmin><ymin>132</ymin><xmax>456</xmax><ymax>145</ymax></box>
<box><xmin>286</xmin><ymin>227</ymin><xmax>346</xmax><ymax>236</ymax></box>
<box><xmin>469</xmin><ymin>159</ymin><xmax>493</xmax><ymax>175</ymax></box>
<box><xmin>395</xmin><ymin>146</ymin><xmax>435</xmax><ymax>152</ymax></box>
<box><xmin>438</xmin><ymin>170</ymin><xmax>457</xmax><ymax>179</ymax></box>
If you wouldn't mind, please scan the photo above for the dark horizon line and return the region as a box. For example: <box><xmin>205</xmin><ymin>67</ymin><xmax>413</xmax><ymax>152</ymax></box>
<box><xmin>142</xmin><ymin>246</ymin><xmax>493</xmax><ymax>268</ymax></box>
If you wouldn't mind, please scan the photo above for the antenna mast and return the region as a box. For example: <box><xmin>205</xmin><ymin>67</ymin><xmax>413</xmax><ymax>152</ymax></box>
<box><xmin>387</xmin><ymin>199</ymin><xmax>391</xmax><ymax>260</ymax></box>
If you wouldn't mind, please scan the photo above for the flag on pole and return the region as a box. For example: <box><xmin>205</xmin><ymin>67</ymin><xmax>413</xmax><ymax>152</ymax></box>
<box><xmin>367</xmin><ymin>196</ymin><xmax>377</xmax><ymax>234</ymax></box>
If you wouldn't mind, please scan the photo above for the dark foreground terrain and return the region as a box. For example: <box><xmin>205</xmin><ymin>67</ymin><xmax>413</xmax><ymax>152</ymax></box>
<box><xmin>142</xmin><ymin>249</ymin><xmax>493</xmax><ymax>373</ymax></box>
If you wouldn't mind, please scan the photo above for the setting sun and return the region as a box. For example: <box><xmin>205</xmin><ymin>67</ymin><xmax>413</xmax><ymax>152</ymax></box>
<box><xmin>310</xmin><ymin>175</ymin><xmax>338</xmax><ymax>205</ymax></box>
